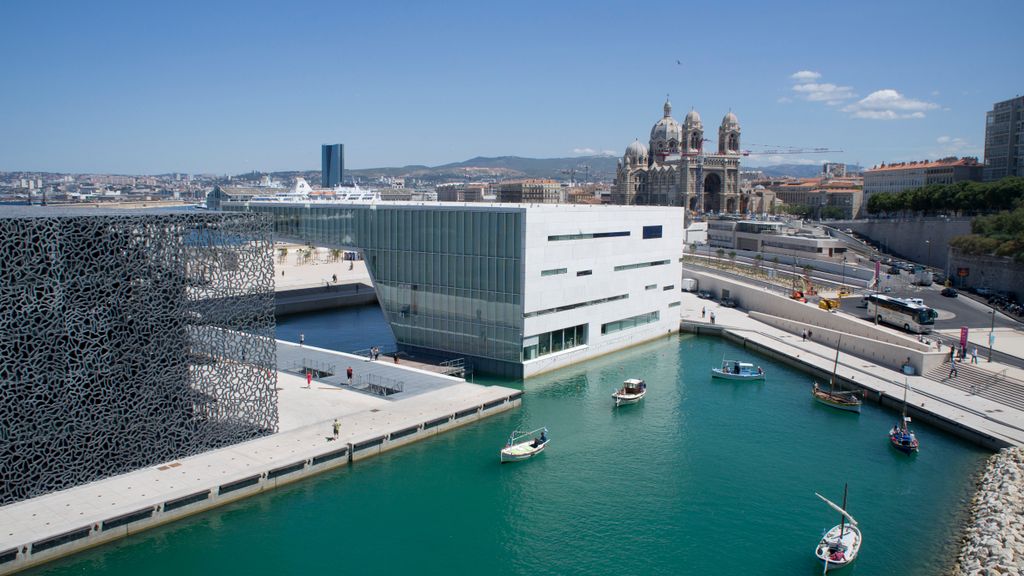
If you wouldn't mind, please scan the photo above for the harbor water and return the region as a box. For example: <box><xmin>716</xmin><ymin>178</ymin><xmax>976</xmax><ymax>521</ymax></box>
<box><xmin>29</xmin><ymin>306</ymin><xmax>988</xmax><ymax>575</ymax></box>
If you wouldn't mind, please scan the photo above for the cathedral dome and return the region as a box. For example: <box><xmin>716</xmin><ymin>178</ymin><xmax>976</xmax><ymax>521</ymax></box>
<box><xmin>625</xmin><ymin>139</ymin><xmax>648</xmax><ymax>163</ymax></box>
<box><xmin>684</xmin><ymin>108</ymin><xmax>703</xmax><ymax>128</ymax></box>
<box><xmin>722</xmin><ymin>111</ymin><xmax>739</xmax><ymax>128</ymax></box>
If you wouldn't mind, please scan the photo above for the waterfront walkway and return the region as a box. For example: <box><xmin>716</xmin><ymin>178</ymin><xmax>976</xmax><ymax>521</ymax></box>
<box><xmin>681</xmin><ymin>294</ymin><xmax>1024</xmax><ymax>448</ymax></box>
<box><xmin>0</xmin><ymin>342</ymin><xmax>519</xmax><ymax>575</ymax></box>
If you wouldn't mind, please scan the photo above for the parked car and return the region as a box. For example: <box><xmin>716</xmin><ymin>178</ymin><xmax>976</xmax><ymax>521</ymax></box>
<box><xmin>697</xmin><ymin>290</ymin><xmax>714</xmax><ymax>299</ymax></box>
<box><xmin>720</xmin><ymin>297</ymin><xmax>738</xmax><ymax>308</ymax></box>
<box><xmin>941</xmin><ymin>287</ymin><xmax>958</xmax><ymax>298</ymax></box>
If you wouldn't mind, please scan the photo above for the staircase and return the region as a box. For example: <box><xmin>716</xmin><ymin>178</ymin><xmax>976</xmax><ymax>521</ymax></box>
<box><xmin>924</xmin><ymin>361</ymin><xmax>1024</xmax><ymax>412</ymax></box>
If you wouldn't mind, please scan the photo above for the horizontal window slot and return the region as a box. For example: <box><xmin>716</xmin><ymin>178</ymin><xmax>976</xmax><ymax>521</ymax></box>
<box><xmin>507</xmin><ymin>391</ymin><xmax>524</xmax><ymax>401</ymax></box>
<box><xmin>614</xmin><ymin>259</ymin><xmax>670</xmax><ymax>272</ymax></box>
<box><xmin>102</xmin><ymin>507</ymin><xmax>155</xmax><ymax>531</ymax></box>
<box><xmin>164</xmin><ymin>490</ymin><xmax>211</xmax><ymax>512</ymax></box>
<box><xmin>455</xmin><ymin>408</ymin><xmax>479</xmax><ymax>420</ymax></box>
<box><xmin>548</xmin><ymin>231</ymin><xmax>629</xmax><ymax>241</ymax></box>
<box><xmin>541</xmin><ymin>268</ymin><xmax>567</xmax><ymax>276</ymax></box>
<box><xmin>525</xmin><ymin>293</ymin><xmax>628</xmax><ymax>318</ymax></box>
<box><xmin>31</xmin><ymin>527</ymin><xmax>92</xmax><ymax>554</ymax></box>
<box><xmin>669</xmin><ymin>301</ymin><xmax>681</xmax><ymax>308</ymax></box>
<box><xmin>312</xmin><ymin>448</ymin><xmax>349</xmax><ymax>465</ymax></box>
<box><xmin>0</xmin><ymin>548</ymin><xmax>17</xmax><ymax>565</ymax></box>
<box><xmin>663</xmin><ymin>285</ymin><xmax>675</xmax><ymax>291</ymax></box>
<box><xmin>218</xmin><ymin>475</ymin><xmax>261</xmax><ymax>495</ymax></box>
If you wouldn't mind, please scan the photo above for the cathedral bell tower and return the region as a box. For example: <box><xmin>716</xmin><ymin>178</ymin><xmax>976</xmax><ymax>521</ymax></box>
<box><xmin>718</xmin><ymin>111</ymin><xmax>741</xmax><ymax>155</ymax></box>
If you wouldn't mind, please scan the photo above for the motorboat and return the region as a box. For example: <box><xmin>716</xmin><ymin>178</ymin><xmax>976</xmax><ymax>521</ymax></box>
<box><xmin>711</xmin><ymin>360</ymin><xmax>765</xmax><ymax>381</ymax></box>
<box><xmin>499</xmin><ymin>428</ymin><xmax>548</xmax><ymax>463</ymax></box>
<box><xmin>814</xmin><ymin>485</ymin><xmax>862</xmax><ymax>571</ymax></box>
<box><xmin>812</xmin><ymin>337</ymin><xmax>862</xmax><ymax>413</ymax></box>
<box><xmin>613</xmin><ymin>378</ymin><xmax>647</xmax><ymax>406</ymax></box>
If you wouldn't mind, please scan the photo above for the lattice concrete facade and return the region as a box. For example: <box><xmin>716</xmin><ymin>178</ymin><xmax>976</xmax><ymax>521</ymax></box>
<box><xmin>0</xmin><ymin>209</ymin><xmax>277</xmax><ymax>505</ymax></box>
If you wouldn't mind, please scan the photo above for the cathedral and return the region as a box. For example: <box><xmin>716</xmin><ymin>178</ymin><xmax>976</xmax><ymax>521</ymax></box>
<box><xmin>612</xmin><ymin>99</ymin><xmax>742</xmax><ymax>221</ymax></box>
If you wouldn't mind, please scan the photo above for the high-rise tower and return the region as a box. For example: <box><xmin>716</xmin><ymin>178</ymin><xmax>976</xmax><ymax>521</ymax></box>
<box><xmin>321</xmin><ymin>144</ymin><xmax>344</xmax><ymax>188</ymax></box>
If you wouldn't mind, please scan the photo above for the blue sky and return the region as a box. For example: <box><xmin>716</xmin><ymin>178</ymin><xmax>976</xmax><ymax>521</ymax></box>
<box><xmin>1</xmin><ymin>0</ymin><xmax>1020</xmax><ymax>175</ymax></box>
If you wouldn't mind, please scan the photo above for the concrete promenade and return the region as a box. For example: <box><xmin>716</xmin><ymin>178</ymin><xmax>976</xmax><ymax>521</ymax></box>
<box><xmin>682</xmin><ymin>293</ymin><xmax>1024</xmax><ymax>449</ymax></box>
<box><xmin>0</xmin><ymin>342</ymin><xmax>519</xmax><ymax>575</ymax></box>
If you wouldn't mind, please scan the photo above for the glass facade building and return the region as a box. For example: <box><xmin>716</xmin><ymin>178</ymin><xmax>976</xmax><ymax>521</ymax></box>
<box><xmin>321</xmin><ymin>144</ymin><xmax>344</xmax><ymax>188</ymax></box>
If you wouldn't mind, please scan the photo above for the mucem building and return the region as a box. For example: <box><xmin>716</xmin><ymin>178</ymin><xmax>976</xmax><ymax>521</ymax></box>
<box><xmin>0</xmin><ymin>208</ymin><xmax>277</xmax><ymax>505</ymax></box>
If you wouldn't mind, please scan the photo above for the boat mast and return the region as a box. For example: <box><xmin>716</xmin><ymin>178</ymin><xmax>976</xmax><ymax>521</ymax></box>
<box><xmin>830</xmin><ymin>336</ymin><xmax>842</xmax><ymax>393</ymax></box>
<box><xmin>839</xmin><ymin>483</ymin><xmax>848</xmax><ymax>541</ymax></box>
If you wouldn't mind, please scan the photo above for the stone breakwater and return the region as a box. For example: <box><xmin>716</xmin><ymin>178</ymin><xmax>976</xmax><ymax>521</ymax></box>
<box><xmin>955</xmin><ymin>447</ymin><xmax>1024</xmax><ymax>575</ymax></box>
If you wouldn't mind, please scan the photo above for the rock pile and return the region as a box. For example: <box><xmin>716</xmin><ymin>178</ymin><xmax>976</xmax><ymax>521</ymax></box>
<box><xmin>955</xmin><ymin>447</ymin><xmax>1024</xmax><ymax>575</ymax></box>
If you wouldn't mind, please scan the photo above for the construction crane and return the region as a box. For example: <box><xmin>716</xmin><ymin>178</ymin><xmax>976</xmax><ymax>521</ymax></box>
<box><xmin>741</xmin><ymin>145</ymin><xmax>843</xmax><ymax>156</ymax></box>
<box><xmin>559</xmin><ymin>163</ymin><xmax>590</xmax><ymax>185</ymax></box>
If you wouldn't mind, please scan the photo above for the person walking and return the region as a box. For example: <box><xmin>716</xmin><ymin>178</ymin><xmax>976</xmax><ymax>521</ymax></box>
<box><xmin>701</xmin><ymin>307</ymin><xmax>706</xmax><ymax>319</ymax></box>
<box><xmin>709</xmin><ymin>311</ymin><xmax>716</xmax><ymax>325</ymax></box>
<box><xmin>971</xmin><ymin>346</ymin><xmax>979</xmax><ymax>364</ymax></box>
<box><xmin>299</xmin><ymin>333</ymin><xmax>304</xmax><ymax>346</ymax></box>
<box><xmin>393</xmin><ymin>352</ymin><xmax>399</xmax><ymax>363</ymax></box>
<box><xmin>948</xmin><ymin>348</ymin><xmax>958</xmax><ymax>378</ymax></box>
<box><xmin>332</xmin><ymin>418</ymin><xmax>340</xmax><ymax>440</ymax></box>
<box><xmin>305</xmin><ymin>370</ymin><xmax>312</xmax><ymax>389</ymax></box>
<box><xmin>801</xmin><ymin>329</ymin><xmax>807</xmax><ymax>341</ymax></box>
<box><xmin>346</xmin><ymin>366</ymin><xmax>353</xmax><ymax>385</ymax></box>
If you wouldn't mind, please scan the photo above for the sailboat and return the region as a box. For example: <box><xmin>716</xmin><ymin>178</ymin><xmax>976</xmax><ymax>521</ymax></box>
<box><xmin>812</xmin><ymin>337</ymin><xmax>862</xmax><ymax>413</ymax></box>
<box><xmin>889</xmin><ymin>378</ymin><xmax>920</xmax><ymax>454</ymax></box>
<box><xmin>814</xmin><ymin>484</ymin><xmax>862</xmax><ymax>570</ymax></box>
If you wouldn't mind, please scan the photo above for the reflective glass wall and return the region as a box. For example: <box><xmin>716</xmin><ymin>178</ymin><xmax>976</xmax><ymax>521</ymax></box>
<box><xmin>235</xmin><ymin>203</ymin><xmax>525</xmax><ymax>363</ymax></box>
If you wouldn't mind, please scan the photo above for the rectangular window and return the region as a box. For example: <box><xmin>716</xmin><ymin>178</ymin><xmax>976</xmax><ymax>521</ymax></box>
<box><xmin>668</xmin><ymin>301</ymin><xmax>681</xmax><ymax>308</ymax></box>
<box><xmin>577</xmin><ymin>270</ymin><xmax>592</xmax><ymax>276</ymax></box>
<box><xmin>541</xmin><ymin>268</ymin><xmax>567</xmax><ymax>277</ymax></box>
<box><xmin>642</xmin><ymin>225</ymin><xmax>663</xmax><ymax>239</ymax></box>
<box><xmin>614</xmin><ymin>259</ymin><xmax>671</xmax><ymax>272</ymax></box>
<box><xmin>645</xmin><ymin>284</ymin><xmax>657</xmax><ymax>290</ymax></box>
<box><xmin>663</xmin><ymin>285</ymin><xmax>675</xmax><ymax>291</ymax></box>
<box><xmin>548</xmin><ymin>231</ymin><xmax>630</xmax><ymax>241</ymax></box>
<box><xmin>523</xmin><ymin>323</ymin><xmax>588</xmax><ymax>360</ymax></box>
<box><xmin>601</xmin><ymin>311</ymin><xmax>660</xmax><ymax>335</ymax></box>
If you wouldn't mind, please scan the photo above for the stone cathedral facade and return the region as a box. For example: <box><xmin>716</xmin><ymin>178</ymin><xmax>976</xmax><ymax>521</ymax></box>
<box><xmin>612</xmin><ymin>99</ymin><xmax>743</xmax><ymax>220</ymax></box>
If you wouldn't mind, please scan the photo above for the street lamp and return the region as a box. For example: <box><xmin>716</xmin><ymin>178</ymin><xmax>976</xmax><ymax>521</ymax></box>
<box><xmin>988</xmin><ymin>308</ymin><xmax>995</xmax><ymax>363</ymax></box>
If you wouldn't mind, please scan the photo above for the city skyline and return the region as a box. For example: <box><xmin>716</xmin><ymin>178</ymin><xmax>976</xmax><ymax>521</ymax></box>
<box><xmin>1</xmin><ymin>0</ymin><xmax>1020</xmax><ymax>175</ymax></box>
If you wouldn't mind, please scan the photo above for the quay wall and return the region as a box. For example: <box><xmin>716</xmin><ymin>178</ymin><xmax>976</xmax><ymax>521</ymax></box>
<box><xmin>684</xmin><ymin>269</ymin><xmax>946</xmax><ymax>374</ymax></box>
<box><xmin>275</xmin><ymin>283</ymin><xmax>377</xmax><ymax>315</ymax></box>
<box><xmin>0</xmin><ymin>392</ymin><xmax>521</xmax><ymax>576</ymax></box>
<box><xmin>842</xmin><ymin>217</ymin><xmax>972</xmax><ymax>273</ymax></box>
<box><xmin>683</xmin><ymin>322</ymin><xmax>1010</xmax><ymax>451</ymax></box>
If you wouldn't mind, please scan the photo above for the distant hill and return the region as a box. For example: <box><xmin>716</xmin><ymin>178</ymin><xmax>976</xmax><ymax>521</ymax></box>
<box><xmin>344</xmin><ymin>155</ymin><xmax>619</xmax><ymax>183</ymax></box>
<box><xmin>752</xmin><ymin>164</ymin><xmax>862</xmax><ymax>179</ymax></box>
<box><xmin>258</xmin><ymin>157</ymin><xmax>860</xmax><ymax>185</ymax></box>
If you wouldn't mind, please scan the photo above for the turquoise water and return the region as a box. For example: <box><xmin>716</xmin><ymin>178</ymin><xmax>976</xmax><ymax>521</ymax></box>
<box><xmin>29</xmin><ymin>309</ymin><xmax>988</xmax><ymax>575</ymax></box>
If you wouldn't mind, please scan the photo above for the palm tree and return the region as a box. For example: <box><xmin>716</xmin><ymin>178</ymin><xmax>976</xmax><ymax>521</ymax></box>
<box><xmin>754</xmin><ymin>253</ymin><xmax>764</xmax><ymax>274</ymax></box>
<box><xmin>715</xmin><ymin>248</ymin><xmax>725</xmax><ymax>267</ymax></box>
<box><xmin>728</xmin><ymin>251</ymin><xmax>737</xmax><ymax>269</ymax></box>
<box><xmin>277</xmin><ymin>247</ymin><xmax>288</xmax><ymax>264</ymax></box>
<box><xmin>330</xmin><ymin>248</ymin><xmax>341</xmax><ymax>262</ymax></box>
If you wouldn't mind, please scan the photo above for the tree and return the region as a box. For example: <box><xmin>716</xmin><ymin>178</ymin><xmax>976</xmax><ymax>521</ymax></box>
<box><xmin>689</xmin><ymin>242</ymin><xmax>697</xmax><ymax>254</ymax></box>
<box><xmin>754</xmin><ymin>253</ymin><xmax>764</xmax><ymax>271</ymax></box>
<box><xmin>715</xmin><ymin>248</ymin><xmax>725</xmax><ymax>261</ymax></box>
<box><xmin>728</xmin><ymin>251</ymin><xmax>737</xmax><ymax>268</ymax></box>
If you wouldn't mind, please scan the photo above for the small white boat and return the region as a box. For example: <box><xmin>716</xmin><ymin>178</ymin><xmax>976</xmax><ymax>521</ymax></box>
<box><xmin>711</xmin><ymin>360</ymin><xmax>765</xmax><ymax>381</ymax></box>
<box><xmin>499</xmin><ymin>428</ymin><xmax>548</xmax><ymax>463</ymax></box>
<box><xmin>613</xmin><ymin>378</ymin><xmax>646</xmax><ymax>406</ymax></box>
<box><xmin>814</xmin><ymin>485</ymin><xmax>862</xmax><ymax>571</ymax></box>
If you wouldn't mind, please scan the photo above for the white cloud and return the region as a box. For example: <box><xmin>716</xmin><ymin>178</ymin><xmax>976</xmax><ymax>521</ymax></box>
<box><xmin>791</xmin><ymin>70</ymin><xmax>822</xmax><ymax>81</ymax></box>
<box><xmin>572</xmin><ymin>147</ymin><xmax>615</xmax><ymax>156</ymax></box>
<box><xmin>930</xmin><ymin>135</ymin><xmax>979</xmax><ymax>158</ymax></box>
<box><xmin>792</xmin><ymin>82</ymin><xmax>857</xmax><ymax>104</ymax></box>
<box><xmin>842</xmin><ymin>89</ymin><xmax>939</xmax><ymax>120</ymax></box>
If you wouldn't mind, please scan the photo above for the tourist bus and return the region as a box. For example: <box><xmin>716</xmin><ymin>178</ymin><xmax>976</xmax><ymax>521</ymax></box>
<box><xmin>863</xmin><ymin>293</ymin><xmax>938</xmax><ymax>333</ymax></box>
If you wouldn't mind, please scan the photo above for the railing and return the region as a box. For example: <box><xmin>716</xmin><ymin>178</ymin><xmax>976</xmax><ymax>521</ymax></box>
<box><xmin>358</xmin><ymin>373</ymin><xmax>404</xmax><ymax>396</ymax></box>
<box><xmin>293</xmin><ymin>358</ymin><xmax>336</xmax><ymax>377</ymax></box>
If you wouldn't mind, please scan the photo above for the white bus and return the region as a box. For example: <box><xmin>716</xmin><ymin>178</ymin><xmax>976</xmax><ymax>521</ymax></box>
<box><xmin>864</xmin><ymin>294</ymin><xmax>938</xmax><ymax>333</ymax></box>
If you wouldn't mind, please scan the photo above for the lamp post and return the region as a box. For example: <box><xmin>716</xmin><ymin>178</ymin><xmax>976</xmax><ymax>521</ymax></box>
<box><xmin>841</xmin><ymin>255</ymin><xmax>847</xmax><ymax>293</ymax></box>
<box><xmin>925</xmin><ymin>239</ymin><xmax>931</xmax><ymax>268</ymax></box>
<box><xmin>988</xmin><ymin>308</ymin><xmax>995</xmax><ymax>363</ymax></box>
